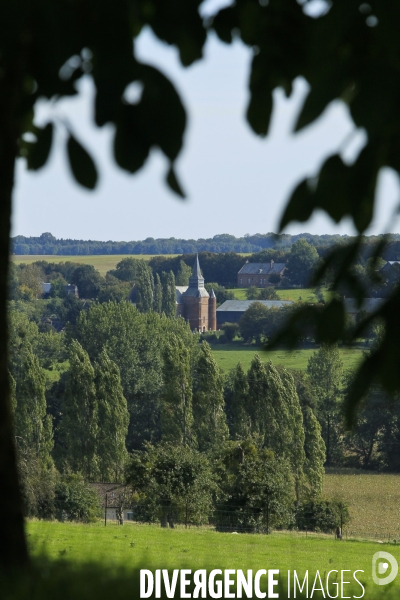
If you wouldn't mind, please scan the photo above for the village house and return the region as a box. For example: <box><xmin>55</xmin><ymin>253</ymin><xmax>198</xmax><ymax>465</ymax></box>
<box><xmin>216</xmin><ymin>299</ymin><xmax>293</xmax><ymax>327</ymax></box>
<box><xmin>237</xmin><ymin>260</ymin><xmax>287</xmax><ymax>288</ymax></box>
<box><xmin>41</xmin><ymin>282</ymin><xmax>78</xmax><ymax>298</ymax></box>
<box><xmin>89</xmin><ymin>482</ymin><xmax>134</xmax><ymax>523</ymax></box>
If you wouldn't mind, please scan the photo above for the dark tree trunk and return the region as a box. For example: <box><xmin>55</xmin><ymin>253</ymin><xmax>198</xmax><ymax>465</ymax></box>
<box><xmin>0</xmin><ymin>41</ymin><xmax>29</xmax><ymax>569</ymax></box>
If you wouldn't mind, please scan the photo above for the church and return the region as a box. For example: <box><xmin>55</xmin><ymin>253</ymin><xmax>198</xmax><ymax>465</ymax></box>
<box><xmin>176</xmin><ymin>255</ymin><xmax>217</xmax><ymax>331</ymax></box>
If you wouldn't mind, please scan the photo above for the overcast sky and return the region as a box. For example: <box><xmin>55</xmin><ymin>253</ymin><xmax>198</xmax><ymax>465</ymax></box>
<box><xmin>12</xmin><ymin>3</ymin><xmax>400</xmax><ymax>241</ymax></box>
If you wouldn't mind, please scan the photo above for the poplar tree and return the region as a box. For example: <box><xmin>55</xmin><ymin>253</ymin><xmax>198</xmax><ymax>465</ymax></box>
<box><xmin>13</xmin><ymin>342</ymin><xmax>53</xmax><ymax>466</ymax></box>
<box><xmin>135</xmin><ymin>262</ymin><xmax>154</xmax><ymax>313</ymax></box>
<box><xmin>247</xmin><ymin>355</ymin><xmax>291</xmax><ymax>452</ymax></box>
<box><xmin>59</xmin><ymin>340</ymin><xmax>99</xmax><ymax>480</ymax></box>
<box><xmin>175</xmin><ymin>260</ymin><xmax>192</xmax><ymax>286</ymax></box>
<box><xmin>94</xmin><ymin>349</ymin><xmax>129</xmax><ymax>482</ymax></box>
<box><xmin>291</xmin><ymin>370</ymin><xmax>326</xmax><ymax>496</ymax></box>
<box><xmin>277</xmin><ymin>367</ymin><xmax>306</xmax><ymax>501</ymax></box>
<box><xmin>307</xmin><ymin>344</ymin><xmax>343</xmax><ymax>465</ymax></box>
<box><xmin>193</xmin><ymin>342</ymin><xmax>228</xmax><ymax>451</ymax></box>
<box><xmin>12</xmin><ymin>344</ymin><xmax>56</xmax><ymax>519</ymax></box>
<box><xmin>230</xmin><ymin>363</ymin><xmax>250</xmax><ymax>439</ymax></box>
<box><xmin>301</xmin><ymin>406</ymin><xmax>326</xmax><ymax>496</ymax></box>
<box><xmin>162</xmin><ymin>270</ymin><xmax>177</xmax><ymax>318</ymax></box>
<box><xmin>162</xmin><ymin>334</ymin><xmax>194</xmax><ymax>446</ymax></box>
<box><xmin>246</xmin><ymin>355</ymin><xmax>307</xmax><ymax>500</ymax></box>
<box><xmin>246</xmin><ymin>354</ymin><xmax>269</xmax><ymax>439</ymax></box>
<box><xmin>153</xmin><ymin>272</ymin><xmax>163</xmax><ymax>314</ymax></box>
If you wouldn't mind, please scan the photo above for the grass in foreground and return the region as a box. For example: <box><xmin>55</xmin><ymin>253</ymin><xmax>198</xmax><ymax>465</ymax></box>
<box><xmin>25</xmin><ymin>520</ymin><xmax>400</xmax><ymax>597</ymax></box>
<box><xmin>210</xmin><ymin>344</ymin><xmax>363</xmax><ymax>373</ymax></box>
<box><xmin>11</xmin><ymin>255</ymin><xmax>180</xmax><ymax>276</ymax></box>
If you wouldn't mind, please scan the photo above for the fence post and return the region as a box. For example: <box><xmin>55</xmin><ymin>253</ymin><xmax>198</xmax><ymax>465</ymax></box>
<box><xmin>105</xmin><ymin>493</ymin><xmax>107</xmax><ymax>527</ymax></box>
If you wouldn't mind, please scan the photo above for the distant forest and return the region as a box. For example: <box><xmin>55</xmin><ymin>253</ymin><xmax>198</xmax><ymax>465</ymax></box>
<box><xmin>11</xmin><ymin>231</ymin><xmax>400</xmax><ymax>256</ymax></box>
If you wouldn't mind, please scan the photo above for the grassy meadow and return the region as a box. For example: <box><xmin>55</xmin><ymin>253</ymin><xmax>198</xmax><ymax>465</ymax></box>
<box><xmin>11</xmin><ymin>254</ymin><xmax>180</xmax><ymax>276</ymax></box>
<box><xmin>227</xmin><ymin>288</ymin><xmax>334</xmax><ymax>302</ymax></box>
<box><xmin>25</xmin><ymin>520</ymin><xmax>400</xmax><ymax>598</ymax></box>
<box><xmin>324</xmin><ymin>471</ymin><xmax>400</xmax><ymax>536</ymax></box>
<box><xmin>23</xmin><ymin>472</ymin><xmax>400</xmax><ymax>598</ymax></box>
<box><xmin>209</xmin><ymin>343</ymin><xmax>364</xmax><ymax>373</ymax></box>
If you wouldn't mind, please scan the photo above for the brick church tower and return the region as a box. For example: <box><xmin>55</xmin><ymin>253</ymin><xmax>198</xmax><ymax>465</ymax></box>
<box><xmin>180</xmin><ymin>255</ymin><xmax>217</xmax><ymax>331</ymax></box>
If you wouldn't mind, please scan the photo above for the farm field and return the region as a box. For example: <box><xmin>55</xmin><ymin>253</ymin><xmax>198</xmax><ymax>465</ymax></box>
<box><xmin>210</xmin><ymin>343</ymin><xmax>363</xmax><ymax>373</ymax></box>
<box><xmin>26</xmin><ymin>520</ymin><xmax>398</xmax><ymax>596</ymax></box>
<box><xmin>324</xmin><ymin>471</ymin><xmax>400</xmax><ymax>536</ymax></box>
<box><xmin>227</xmin><ymin>287</ymin><xmax>333</xmax><ymax>302</ymax></box>
<box><xmin>11</xmin><ymin>254</ymin><xmax>180</xmax><ymax>276</ymax></box>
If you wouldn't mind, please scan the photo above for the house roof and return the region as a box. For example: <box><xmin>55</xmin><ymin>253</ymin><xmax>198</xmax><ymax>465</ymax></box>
<box><xmin>216</xmin><ymin>300</ymin><xmax>293</xmax><ymax>312</ymax></box>
<box><xmin>381</xmin><ymin>261</ymin><xmax>400</xmax><ymax>271</ymax></box>
<box><xmin>176</xmin><ymin>286</ymin><xmax>188</xmax><ymax>303</ymax></box>
<box><xmin>89</xmin><ymin>483</ymin><xmax>131</xmax><ymax>509</ymax></box>
<box><xmin>343</xmin><ymin>298</ymin><xmax>385</xmax><ymax>314</ymax></box>
<box><xmin>188</xmin><ymin>254</ymin><xmax>205</xmax><ymax>288</ymax></box>
<box><xmin>238</xmin><ymin>262</ymin><xmax>287</xmax><ymax>275</ymax></box>
<box><xmin>183</xmin><ymin>287</ymin><xmax>209</xmax><ymax>298</ymax></box>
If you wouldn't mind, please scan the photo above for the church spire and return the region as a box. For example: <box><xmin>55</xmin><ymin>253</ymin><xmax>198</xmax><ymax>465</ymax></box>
<box><xmin>189</xmin><ymin>254</ymin><xmax>205</xmax><ymax>289</ymax></box>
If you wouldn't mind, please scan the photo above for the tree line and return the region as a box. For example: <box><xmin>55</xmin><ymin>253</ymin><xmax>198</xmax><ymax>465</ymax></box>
<box><xmin>9</xmin><ymin>288</ymin><xmax>399</xmax><ymax>531</ymax></box>
<box><xmin>13</xmin><ymin>231</ymin><xmax>400</xmax><ymax>258</ymax></box>
<box><xmin>9</xmin><ymin>299</ymin><xmax>335</xmax><ymax>531</ymax></box>
<box><xmin>11</xmin><ymin>238</ymin><xmax>400</xmax><ymax>299</ymax></box>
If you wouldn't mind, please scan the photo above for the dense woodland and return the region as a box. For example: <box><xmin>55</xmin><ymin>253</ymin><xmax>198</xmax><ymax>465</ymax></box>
<box><xmin>10</xmin><ymin>237</ymin><xmax>400</xmax><ymax>294</ymax></box>
<box><xmin>12</xmin><ymin>231</ymin><xmax>400</xmax><ymax>258</ymax></box>
<box><xmin>8</xmin><ymin>242</ymin><xmax>400</xmax><ymax>531</ymax></box>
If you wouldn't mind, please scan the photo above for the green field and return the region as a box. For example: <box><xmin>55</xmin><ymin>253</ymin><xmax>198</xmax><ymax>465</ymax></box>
<box><xmin>210</xmin><ymin>343</ymin><xmax>363</xmax><ymax>373</ymax></box>
<box><xmin>324</xmin><ymin>471</ymin><xmax>400</xmax><ymax>536</ymax></box>
<box><xmin>227</xmin><ymin>288</ymin><xmax>333</xmax><ymax>302</ymax></box>
<box><xmin>25</xmin><ymin>520</ymin><xmax>400</xmax><ymax>597</ymax></box>
<box><xmin>11</xmin><ymin>254</ymin><xmax>180</xmax><ymax>276</ymax></box>
<box><xmin>24</xmin><ymin>473</ymin><xmax>400</xmax><ymax>597</ymax></box>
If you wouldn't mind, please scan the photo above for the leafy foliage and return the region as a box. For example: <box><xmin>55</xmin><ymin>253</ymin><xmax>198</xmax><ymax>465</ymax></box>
<box><xmin>214</xmin><ymin>441</ymin><xmax>294</xmax><ymax>533</ymax></box>
<box><xmin>307</xmin><ymin>344</ymin><xmax>343</xmax><ymax>465</ymax></box>
<box><xmin>54</xmin><ymin>474</ymin><xmax>101</xmax><ymax>522</ymax></box>
<box><xmin>295</xmin><ymin>499</ymin><xmax>350</xmax><ymax>533</ymax></box>
<box><xmin>193</xmin><ymin>342</ymin><xmax>228</xmax><ymax>451</ymax></box>
<box><xmin>127</xmin><ymin>443</ymin><xmax>216</xmax><ymax>527</ymax></box>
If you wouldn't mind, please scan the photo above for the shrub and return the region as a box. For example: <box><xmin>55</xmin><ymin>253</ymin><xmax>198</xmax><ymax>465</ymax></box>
<box><xmin>268</xmin><ymin>274</ymin><xmax>281</xmax><ymax>285</ymax></box>
<box><xmin>221</xmin><ymin>322</ymin><xmax>239</xmax><ymax>342</ymax></box>
<box><xmin>54</xmin><ymin>474</ymin><xmax>101</xmax><ymax>522</ymax></box>
<box><xmin>245</xmin><ymin>286</ymin><xmax>260</xmax><ymax>300</ymax></box>
<box><xmin>295</xmin><ymin>499</ymin><xmax>350</xmax><ymax>533</ymax></box>
<box><xmin>259</xmin><ymin>286</ymin><xmax>279</xmax><ymax>300</ymax></box>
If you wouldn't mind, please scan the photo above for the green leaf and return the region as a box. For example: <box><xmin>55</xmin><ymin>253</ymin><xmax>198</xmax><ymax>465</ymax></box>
<box><xmin>67</xmin><ymin>134</ymin><xmax>98</xmax><ymax>190</ymax></box>
<box><xmin>211</xmin><ymin>6</ymin><xmax>237</xmax><ymax>44</ymax></box>
<box><xmin>348</xmin><ymin>142</ymin><xmax>379</xmax><ymax>233</ymax></box>
<box><xmin>279</xmin><ymin>179</ymin><xmax>315</xmax><ymax>230</ymax></box>
<box><xmin>138</xmin><ymin>65</ymin><xmax>186</xmax><ymax>162</ymax></box>
<box><xmin>314</xmin><ymin>155</ymin><xmax>350</xmax><ymax>223</ymax></box>
<box><xmin>166</xmin><ymin>166</ymin><xmax>186</xmax><ymax>199</ymax></box>
<box><xmin>246</xmin><ymin>55</ymin><xmax>273</xmax><ymax>137</ymax></box>
<box><xmin>113</xmin><ymin>105</ymin><xmax>150</xmax><ymax>173</ymax></box>
<box><xmin>113</xmin><ymin>65</ymin><xmax>186</xmax><ymax>174</ymax></box>
<box><xmin>27</xmin><ymin>123</ymin><xmax>53</xmax><ymax>171</ymax></box>
<box><xmin>294</xmin><ymin>75</ymin><xmax>344</xmax><ymax>132</ymax></box>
